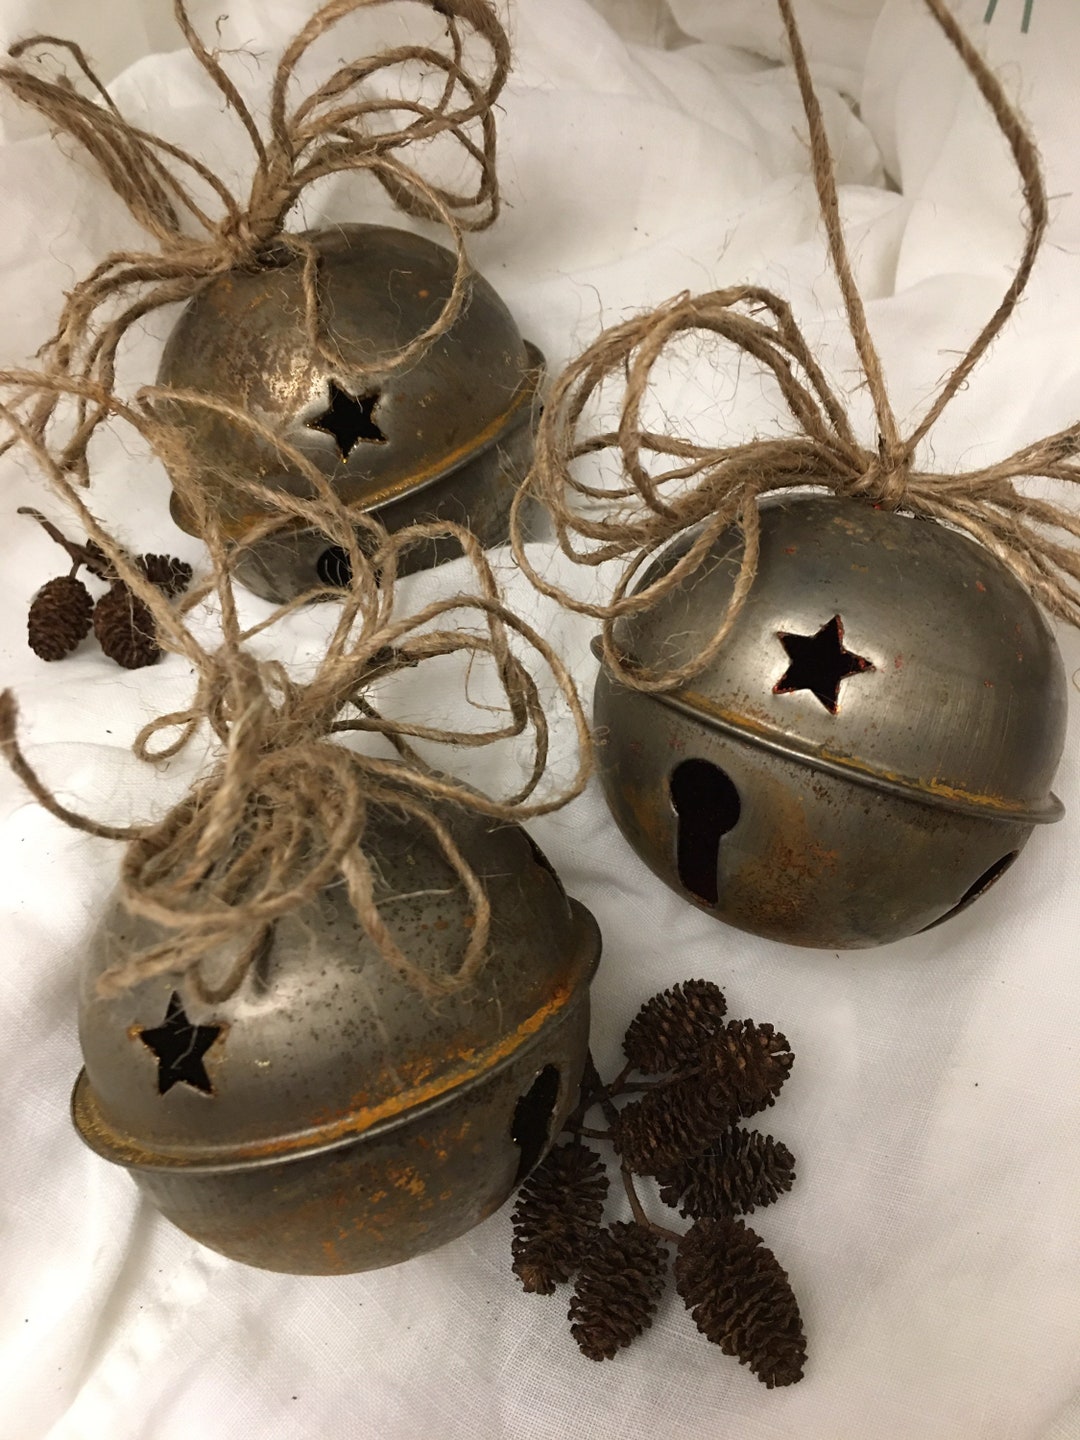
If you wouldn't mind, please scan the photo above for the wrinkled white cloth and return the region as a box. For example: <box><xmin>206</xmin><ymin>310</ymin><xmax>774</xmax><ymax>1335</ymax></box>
<box><xmin>1</xmin><ymin>2</ymin><xmax>1079</xmax><ymax>1437</ymax></box>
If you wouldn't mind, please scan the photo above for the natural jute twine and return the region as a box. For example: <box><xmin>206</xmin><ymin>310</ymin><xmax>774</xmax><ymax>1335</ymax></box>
<box><xmin>0</xmin><ymin>366</ymin><xmax>592</xmax><ymax>1001</ymax></box>
<box><xmin>511</xmin><ymin>0</ymin><xmax>1080</xmax><ymax>693</ymax></box>
<box><xmin>0</xmin><ymin>0</ymin><xmax>509</xmax><ymax>484</ymax></box>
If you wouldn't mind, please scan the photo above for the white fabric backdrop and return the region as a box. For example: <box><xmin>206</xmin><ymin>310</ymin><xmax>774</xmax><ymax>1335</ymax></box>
<box><xmin>1</xmin><ymin>1</ymin><xmax>1078</xmax><ymax>1436</ymax></box>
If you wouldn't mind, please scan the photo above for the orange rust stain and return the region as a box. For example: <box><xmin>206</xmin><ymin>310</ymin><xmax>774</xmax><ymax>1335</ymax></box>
<box><xmin>983</xmin><ymin>680</ymin><xmax>994</xmax><ymax>689</ymax></box>
<box><xmin>784</xmin><ymin>546</ymin><xmax>798</xmax><ymax>555</ymax></box>
<box><xmin>672</xmin><ymin>687</ymin><xmax>1029</xmax><ymax>816</ymax></box>
<box><xmin>231</xmin><ymin>983</ymin><xmax>573</xmax><ymax>1162</ymax></box>
<box><xmin>850</xmin><ymin>563</ymin><xmax>869</xmax><ymax>573</ymax></box>
<box><xmin>976</xmin><ymin>581</ymin><xmax>987</xmax><ymax>593</ymax></box>
<box><xmin>618</xmin><ymin>776</ymin><xmax>672</xmax><ymax>862</ymax></box>
<box><xmin>386</xmin><ymin>1164</ymin><xmax>427</xmax><ymax>1199</ymax></box>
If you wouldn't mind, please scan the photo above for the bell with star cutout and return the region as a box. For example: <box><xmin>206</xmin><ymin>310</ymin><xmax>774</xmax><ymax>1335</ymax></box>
<box><xmin>592</xmin><ymin>494</ymin><xmax>1067</xmax><ymax>949</ymax></box>
<box><xmin>157</xmin><ymin>224</ymin><xmax>543</xmax><ymax>605</ymax></box>
<box><xmin>71</xmin><ymin>804</ymin><xmax>600</xmax><ymax>1274</ymax></box>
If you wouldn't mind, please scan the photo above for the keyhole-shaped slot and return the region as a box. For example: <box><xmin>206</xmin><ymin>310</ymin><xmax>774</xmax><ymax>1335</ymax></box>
<box><xmin>316</xmin><ymin>545</ymin><xmax>353</xmax><ymax>588</ymax></box>
<box><xmin>922</xmin><ymin>851</ymin><xmax>1019</xmax><ymax>931</ymax></box>
<box><xmin>510</xmin><ymin>1065</ymin><xmax>561</xmax><ymax>1184</ymax></box>
<box><xmin>669</xmin><ymin>759</ymin><xmax>741</xmax><ymax>907</ymax></box>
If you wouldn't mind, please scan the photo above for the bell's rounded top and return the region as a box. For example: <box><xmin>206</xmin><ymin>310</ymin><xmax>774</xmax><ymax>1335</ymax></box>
<box><xmin>609</xmin><ymin>493</ymin><xmax>1067</xmax><ymax>820</ymax></box>
<box><xmin>157</xmin><ymin>223</ymin><xmax>541</xmax><ymax>537</ymax></box>
<box><xmin>73</xmin><ymin>809</ymin><xmax>599</xmax><ymax>1170</ymax></box>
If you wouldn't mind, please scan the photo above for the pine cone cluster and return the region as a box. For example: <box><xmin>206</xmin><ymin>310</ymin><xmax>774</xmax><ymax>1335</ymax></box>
<box><xmin>508</xmin><ymin>978</ymin><xmax>807</xmax><ymax>1388</ymax></box>
<box><xmin>21</xmin><ymin>510</ymin><xmax>190</xmax><ymax>669</ymax></box>
<box><xmin>612</xmin><ymin>1014</ymin><xmax>792</xmax><ymax>1176</ymax></box>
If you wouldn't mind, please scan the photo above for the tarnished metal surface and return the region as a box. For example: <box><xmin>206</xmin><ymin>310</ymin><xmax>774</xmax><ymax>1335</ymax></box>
<box><xmin>71</xmin><ymin>809</ymin><xmax>600</xmax><ymax>1273</ymax></box>
<box><xmin>157</xmin><ymin>224</ymin><xmax>544</xmax><ymax>603</ymax></box>
<box><xmin>594</xmin><ymin>493</ymin><xmax>1067</xmax><ymax>948</ymax></box>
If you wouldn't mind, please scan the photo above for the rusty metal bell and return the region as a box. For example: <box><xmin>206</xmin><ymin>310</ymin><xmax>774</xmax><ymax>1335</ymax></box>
<box><xmin>71</xmin><ymin>808</ymin><xmax>599</xmax><ymax>1274</ymax></box>
<box><xmin>157</xmin><ymin>224</ymin><xmax>543</xmax><ymax>603</ymax></box>
<box><xmin>593</xmin><ymin>493</ymin><xmax>1067</xmax><ymax>949</ymax></box>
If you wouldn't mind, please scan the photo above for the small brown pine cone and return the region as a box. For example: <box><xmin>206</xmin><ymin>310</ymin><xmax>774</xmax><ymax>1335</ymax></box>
<box><xmin>82</xmin><ymin>540</ymin><xmax>117</xmax><ymax>582</ymax></box>
<box><xmin>656</xmin><ymin>1127</ymin><xmax>796</xmax><ymax>1219</ymax></box>
<box><xmin>27</xmin><ymin>575</ymin><xmax>93</xmax><ymax>660</ymax></box>
<box><xmin>137</xmin><ymin>553</ymin><xmax>192</xmax><ymax>597</ymax></box>
<box><xmin>568</xmin><ymin>1222</ymin><xmax>668</xmax><ymax>1360</ymax></box>
<box><xmin>675</xmin><ymin>1217</ymin><xmax>806</xmax><ymax>1388</ymax></box>
<box><xmin>93</xmin><ymin>583</ymin><xmax>161</xmax><ymax>669</ymax></box>
<box><xmin>702</xmin><ymin>1020</ymin><xmax>794</xmax><ymax>1120</ymax></box>
<box><xmin>611</xmin><ymin>1075</ymin><xmax>738</xmax><ymax>1175</ymax></box>
<box><xmin>511</xmin><ymin>1142</ymin><xmax>609</xmax><ymax>1295</ymax></box>
<box><xmin>623</xmin><ymin>978</ymin><xmax>728</xmax><ymax>1075</ymax></box>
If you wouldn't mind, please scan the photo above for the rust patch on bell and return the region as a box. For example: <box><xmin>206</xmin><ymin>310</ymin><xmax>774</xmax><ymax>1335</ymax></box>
<box><xmin>663</xmin><ymin>686</ymin><xmax>1055</xmax><ymax>821</ymax></box>
<box><xmin>734</xmin><ymin>781</ymin><xmax>839</xmax><ymax>936</ymax></box>
<box><xmin>74</xmin><ymin>981</ymin><xmax>576</xmax><ymax>1169</ymax></box>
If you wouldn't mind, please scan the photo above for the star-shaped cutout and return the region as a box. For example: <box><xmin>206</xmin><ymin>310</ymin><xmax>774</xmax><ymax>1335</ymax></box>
<box><xmin>773</xmin><ymin>614</ymin><xmax>874</xmax><ymax>714</ymax></box>
<box><xmin>307</xmin><ymin>381</ymin><xmax>387</xmax><ymax>461</ymax></box>
<box><xmin>136</xmin><ymin>992</ymin><xmax>223</xmax><ymax>1096</ymax></box>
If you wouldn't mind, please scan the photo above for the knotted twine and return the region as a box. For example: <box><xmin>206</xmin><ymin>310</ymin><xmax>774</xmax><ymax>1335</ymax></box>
<box><xmin>0</xmin><ymin>0</ymin><xmax>509</xmax><ymax>483</ymax></box>
<box><xmin>511</xmin><ymin>0</ymin><xmax>1080</xmax><ymax>694</ymax></box>
<box><xmin>0</xmin><ymin>371</ymin><xmax>592</xmax><ymax>1001</ymax></box>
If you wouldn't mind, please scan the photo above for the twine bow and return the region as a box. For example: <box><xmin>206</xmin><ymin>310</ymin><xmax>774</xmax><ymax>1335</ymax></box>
<box><xmin>1</xmin><ymin>0</ymin><xmax>509</xmax><ymax>482</ymax></box>
<box><xmin>0</xmin><ymin>373</ymin><xmax>591</xmax><ymax>1000</ymax></box>
<box><xmin>511</xmin><ymin>0</ymin><xmax>1080</xmax><ymax>693</ymax></box>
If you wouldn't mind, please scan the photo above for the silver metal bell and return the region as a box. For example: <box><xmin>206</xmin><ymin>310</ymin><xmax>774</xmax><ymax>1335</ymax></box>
<box><xmin>71</xmin><ymin>808</ymin><xmax>599</xmax><ymax>1274</ymax></box>
<box><xmin>594</xmin><ymin>493</ymin><xmax>1067</xmax><ymax>948</ymax></box>
<box><xmin>157</xmin><ymin>224</ymin><xmax>543</xmax><ymax>603</ymax></box>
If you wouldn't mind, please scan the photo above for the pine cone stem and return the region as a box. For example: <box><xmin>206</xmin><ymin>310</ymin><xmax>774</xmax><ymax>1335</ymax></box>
<box><xmin>19</xmin><ymin>507</ymin><xmax>87</xmax><ymax>568</ymax></box>
<box><xmin>19</xmin><ymin>507</ymin><xmax>120</xmax><ymax>581</ymax></box>
<box><xmin>598</xmin><ymin>1085</ymin><xmax>682</xmax><ymax>1246</ymax></box>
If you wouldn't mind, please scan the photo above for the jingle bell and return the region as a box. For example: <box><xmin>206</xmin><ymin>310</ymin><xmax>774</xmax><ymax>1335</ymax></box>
<box><xmin>71</xmin><ymin>808</ymin><xmax>599</xmax><ymax>1274</ymax></box>
<box><xmin>593</xmin><ymin>493</ymin><xmax>1067</xmax><ymax>948</ymax></box>
<box><xmin>157</xmin><ymin>223</ymin><xmax>543</xmax><ymax>603</ymax></box>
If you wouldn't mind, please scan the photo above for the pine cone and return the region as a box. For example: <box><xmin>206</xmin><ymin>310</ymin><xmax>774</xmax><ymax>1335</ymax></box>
<box><xmin>675</xmin><ymin>1217</ymin><xmax>806</xmax><ymax>1388</ymax></box>
<box><xmin>137</xmin><ymin>552</ymin><xmax>192</xmax><ymax>597</ymax></box>
<box><xmin>568</xmin><ymin>1223</ymin><xmax>668</xmax><ymax>1360</ymax></box>
<box><xmin>82</xmin><ymin>540</ymin><xmax>117</xmax><ymax>582</ymax></box>
<box><xmin>511</xmin><ymin>1142</ymin><xmax>609</xmax><ymax>1295</ymax></box>
<box><xmin>611</xmin><ymin>1074</ymin><xmax>738</xmax><ymax>1175</ymax></box>
<box><xmin>623</xmin><ymin>978</ymin><xmax>728</xmax><ymax>1074</ymax></box>
<box><xmin>27</xmin><ymin>575</ymin><xmax>93</xmax><ymax>660</ymax></box>
<box><xmin>93</xmin><ymin>583</ymin><xmax>161</xmax><ymax>669</ymax></box>
<box><xmin>702</xmin><ymin>1020</ymin><xmax>794</xmax><ymax>1119</ymax></box>
<box><xmin>656</xmin><ymin>1127</ymin><xmax>796</xmax><ymax>1219</ymax></box>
